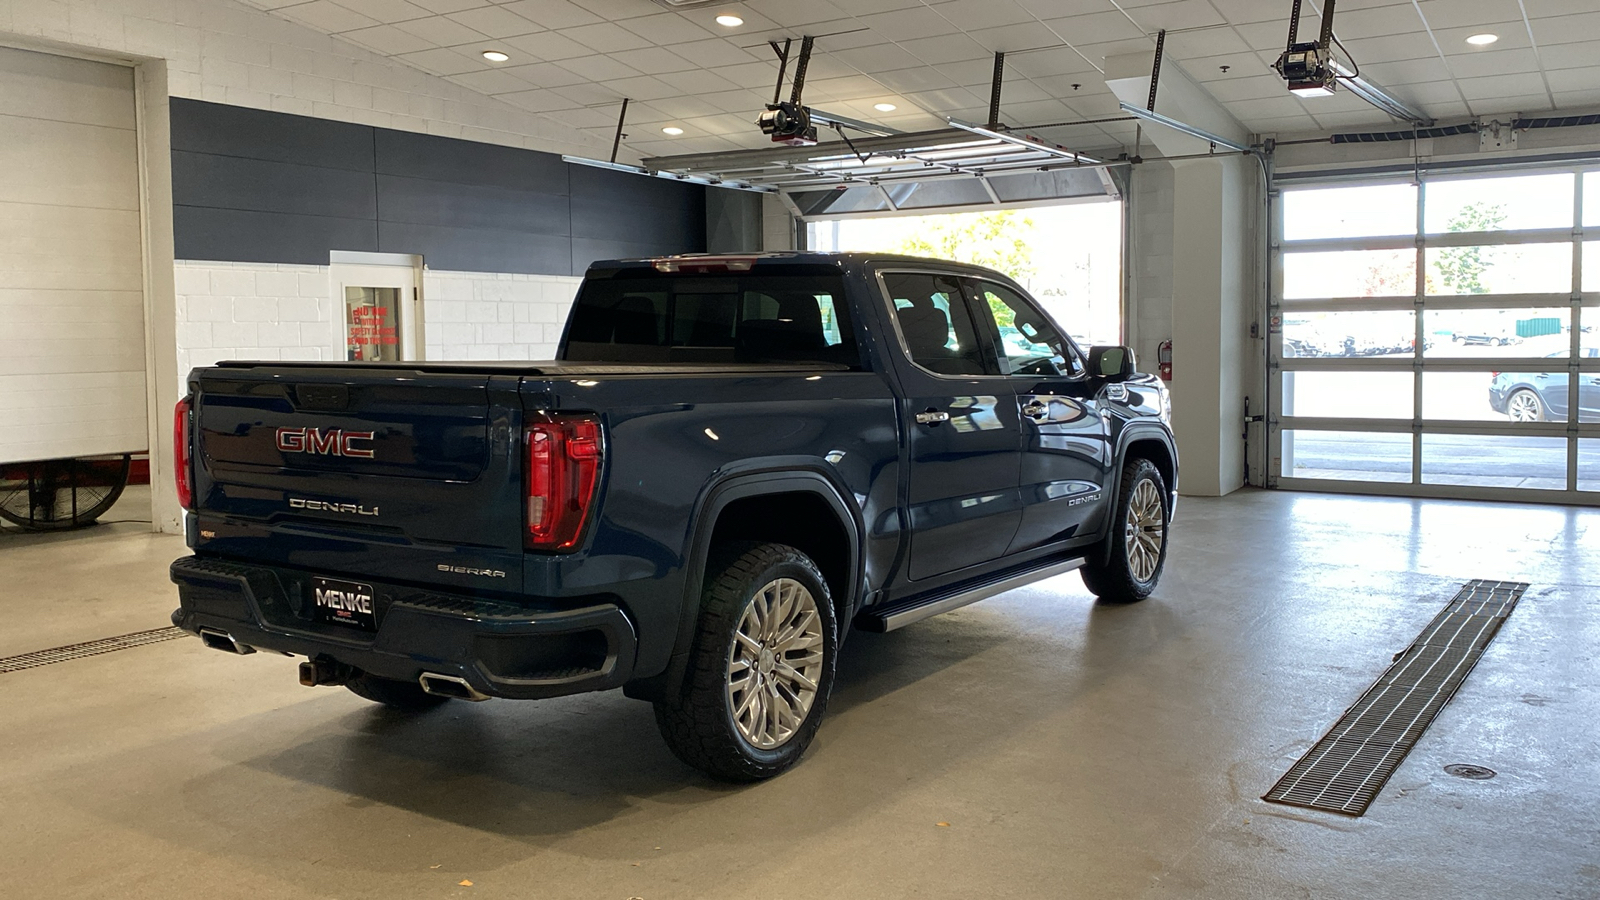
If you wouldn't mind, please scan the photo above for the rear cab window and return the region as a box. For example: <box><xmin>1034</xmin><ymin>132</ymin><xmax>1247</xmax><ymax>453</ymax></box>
<box><xmin>563</xmin><ymin>266</ymin><xmax>861</xmax><ymax>368</ymax></box>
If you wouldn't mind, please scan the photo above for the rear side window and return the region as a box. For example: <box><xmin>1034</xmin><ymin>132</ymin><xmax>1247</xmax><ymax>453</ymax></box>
<box><xmin>564</xmin><ymin>271</ymin><xmax>860</xmax><ymax>368</ymax></box>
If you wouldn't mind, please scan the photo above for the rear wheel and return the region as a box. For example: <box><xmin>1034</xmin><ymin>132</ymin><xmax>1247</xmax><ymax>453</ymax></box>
<box><xmin>345</xmin><ymin>671</ymin><xmax>450</xmax><ymax>711</ymax></box>
<box><xmin>1506</xmin><ymin>388</ymin><xmax>1546</xmax><ymax>423</ymax></box>
<box><xmin>653</xmin><ymin>542</ymin><xmax>836</xmax><ymax>782</ymax></box>
<box><xmin>1081</xmin><ymin>458</ymin><xmax>1169</xmax><ymax>604</ymax></box>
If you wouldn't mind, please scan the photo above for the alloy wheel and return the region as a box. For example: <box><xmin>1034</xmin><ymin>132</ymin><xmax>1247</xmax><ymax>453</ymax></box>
<box><xmin>1507</xmin><ymin>391</ymin><xmax>1542</xmax><ymax>423</ymax></box>
<box><xmin>726</xmin><ymin>577</ymin><xmax>825</xmax><ymax>750</ymax></box>
<box><xmin>1123</xmin><ymin>478</ymin><xmax>1166</xmax><ymax>583</ymax></box>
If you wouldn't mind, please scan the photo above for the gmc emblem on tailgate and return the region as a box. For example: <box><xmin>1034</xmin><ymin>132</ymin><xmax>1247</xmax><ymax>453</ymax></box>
<box><xmin>276</xmin><ymin>426</ymin><xmax>375</xmax><ymax>458</ymax></box>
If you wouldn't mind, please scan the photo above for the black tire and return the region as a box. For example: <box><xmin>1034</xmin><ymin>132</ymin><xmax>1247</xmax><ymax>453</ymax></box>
<box><xmin>345</xmin><ymin>671</ymin><xmax>450</xmax><ymax>711</ymax></box>
<box><xmin>1081</xmin><ymin>458</ymin><xmax>1170</xmax><ymax>604</ymax></box>
<box><xmin>653</xmin><ymin>542</ymin><xmax>838</xmax><ymax>782</ymax></box>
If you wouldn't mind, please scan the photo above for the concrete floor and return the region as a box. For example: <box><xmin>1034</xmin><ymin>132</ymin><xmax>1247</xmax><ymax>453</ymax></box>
<box><xmin>2</xmin><ymin>489</ymin><xmax>1597</xmax><ymax>899</ymax></box>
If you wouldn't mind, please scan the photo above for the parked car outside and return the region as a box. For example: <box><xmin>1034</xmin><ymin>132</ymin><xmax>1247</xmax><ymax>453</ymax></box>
<box><xmin>1489</xmin><ymin>348</ymin><xmax>1600</xmax><ymax>422</ymax></box>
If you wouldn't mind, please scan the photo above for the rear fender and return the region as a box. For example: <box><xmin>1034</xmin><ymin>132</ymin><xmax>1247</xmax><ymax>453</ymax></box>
<box><xmin>624</xmin><ymin>459</ymin><xmax>863</xmax><ymax>701</ymax></box>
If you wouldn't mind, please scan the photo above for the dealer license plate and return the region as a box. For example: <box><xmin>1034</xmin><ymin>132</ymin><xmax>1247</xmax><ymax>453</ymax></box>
<box><xmin>311</xmin><ymin>576</ymin><xmax>377</xmax><ymax>632</ymax></box>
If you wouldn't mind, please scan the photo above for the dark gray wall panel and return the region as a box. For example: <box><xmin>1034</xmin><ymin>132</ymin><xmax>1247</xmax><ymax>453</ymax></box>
<box><xmin>171</xmin><ymin>99</ymin><xmax>705</xmax><ymax>274</ymax></box>
<box><xmin>172</xmin><ymin>151</ymin><xmax>378</xmax><ymax>219</ymax></box>
<box><xmin>376</xmin><ymin>175</ymin><xmax>570</xmax><ymax>236</ymax></box>
<box><xmin>379</xmin><ymin>221</ymin><xmax>572</xmax><ymax>275</ymax></box>
<box><xmin>375</xmin><ymin>129</ymin><xmax>568</xmax><ymax>194</ymax></box>
<box><xmin>169</xmin><ymin>97</ymin><xmax>373</xmax><ymax>171</ymax></box>
<box><xmin>174</xmin><ymin>206</ymin><xmax>378</xmax><ymax>265</ymax></box>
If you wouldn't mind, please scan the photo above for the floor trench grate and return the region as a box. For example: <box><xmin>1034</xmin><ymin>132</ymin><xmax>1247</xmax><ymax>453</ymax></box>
<box><xmin>0</xmin><ymin>626</ymin><xmax>189</xmax><ymax>674</ymax></box>
<box><xmin>1262</xmin><ymin>579</ymin><xmax>1528</xmax><ymax>816</ymax></box>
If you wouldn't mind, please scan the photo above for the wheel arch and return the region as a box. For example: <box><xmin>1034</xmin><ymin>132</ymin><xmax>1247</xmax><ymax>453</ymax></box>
<box><xmin>626</xmin><ymin>460</ymin><xmax>864</xmax><ymax>701</ymax></box>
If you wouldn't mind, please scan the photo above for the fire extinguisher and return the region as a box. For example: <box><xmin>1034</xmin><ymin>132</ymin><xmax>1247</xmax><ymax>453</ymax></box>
<box><xmin>1158</xmin><ymin>339</ymin><xmax>1172</xmax><ymax>381</ymax></box>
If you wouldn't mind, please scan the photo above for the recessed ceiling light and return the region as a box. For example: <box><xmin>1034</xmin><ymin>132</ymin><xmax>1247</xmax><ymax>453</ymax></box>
<box><xmin>715</xmin><ymin>14</ymin><xmax>743</xmax><ymax>27</ymax></box>
<box><xmin>874</xmin><ymin>102</ymin><xmax>897</xmax><ymax>112</ymax></box>
<box><xmin>662</xmin><ymin>126</ymin><xmax>684</xmax><ymax>135</ymax></box>
<box><xmin>481</xmin><ymin>50</ymin><xmax>509</xmax><ymax>62</ymax></box>
<box><xmin>1465</xmin><ymin>33</ymin><xmax>1499</xmax><ymax>46</ymax></box>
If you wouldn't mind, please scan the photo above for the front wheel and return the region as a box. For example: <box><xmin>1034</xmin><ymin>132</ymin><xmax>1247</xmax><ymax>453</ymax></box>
<box><xmin>653</xmin><ymin>542</ymin><xmax>837</xmax><ymax>782</ymax></box>
<box><xmin>1081</xmin><ymin>458</ymin><xmax>1169</xmax><ymax>604</ymax></box>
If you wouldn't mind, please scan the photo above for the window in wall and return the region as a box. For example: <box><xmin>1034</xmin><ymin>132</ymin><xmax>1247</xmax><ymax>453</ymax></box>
<box><xmin>1276</xmin><ymin>164</ymin><xmax>1599</xmax><ymax>500</ymax></box>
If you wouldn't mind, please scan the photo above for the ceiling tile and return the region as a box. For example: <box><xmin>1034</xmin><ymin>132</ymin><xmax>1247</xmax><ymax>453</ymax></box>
<box><xmin>966</xmin><ymin>23</ymin><xmax>1060</xmax><ymax>54</ymax></box>
<box><xmin>664</xmin><ymin>38</ymin><xmax>761</xmax><ymax>69</ymax></box>
<box><xmin>741</xmin><ymin>0</ymin><xmax>851</xmax><ymax>28</ymax></box>
<box><xmin>1339</xmin><ymin>32</ymin><xmax>1441</xmax><ymax>64</ymax></box>
<box><xmin>617</xmin><ymin>13</ymin><xmax>720</xmax><ymax>45</ymax></box>
<box><xmin>1455</xmin><ymin>72</ymin><xmax>1551</xmax><ymax>101</ymax></box>
<box><xmin>497</xmin><ymin>88</ymin><xmax>582</xmax><ymax>112</ymax></box>
<box><xmin>928</xmin><ymin>0</ymin><xmax>1036</xmax><ymax>31</ymax></box>
<box><xmin>395</xmin><ymin>46</ymin><xmax>488</xmax><ymax>75</ymax></box>
<box><xmin>1072</xmin><ymin>37</ymin><xmax>1158</xmax><ymax>63</ymax></box>
<box><xmin>1204</xmin><ymin>0</ymin><xmax>1284</xmax><ymax>26</ymax></box>
<box><xmin>1551</xmin><ymin>88</ymin><xmax>1600</xmax><ymax>108</ymax></box>
<box><xmin>1545</xmin><ymin>67</ymin><xmax>1600</xmax><ymax>94</ymax></box>
<box><xmin>340</xmin><ymin>24</ymin><xmax>436</xmax><ymax>55</ymax></box>
<box><xmin>657</xmin><ymin>68</ymin><xmax>743</xmax><ymax>94</ymax></box>
<box><xmin>804</xmin><ymin>75</ymin><xmax>893</xmax><ymax>101</ymax></box>
<box><xmin>597</xmin><ymin>75</ymin><xmax>681</xmax><ymax>101</ymax></box>
<box><xmin>1471</xmin><ymin>93</ymin><xmax>1557</xmax><ymax>115</ymax></box>
<box><xmin>393</xmin><ymin>15</ymin><xmax>487</xmax><ymax>46</ymax></box>
<box><xmin>1414</xmin><ymin>0</ymin><xmax>1524</xmax><ymax>31</ymax></box>
<box><xmin>278</xmin><ymin>1</ymin><xmax>381</xmax><ymax>33</ymax></box>
<box><xmin>1124</xmin><ymin>0</ymin><xmax>1227</xmax><ymax>32</ymax></box>
<box><xmin>568</xmin><ymin>0</ymin><xmax>665</xmax><ymax>20</ymax></box>
<box><xmin>1041</xmin><ymin>10</ymin><xmax>1147</xmax><ymax>45</ymax></box>
<box><xmin>1013</xmin><ymin>0</ymin><xmax>1108</xmax><ymax>19</ymax></box>
<box><xmin>1529</xmin><ymin>11</ymin><xmax>1600</xmax><ymax>45</ymax></box>
<box><xmin>499</xmin><ymin>60</ymin><xmax>588</xmax><ymax>88</ymax></box>
<box><xmin>1007</xmin><ymin>46</ymin><xmax>1099</xmax><ymax>79</ymax></box>
<box><xmin>1322</xmin><ymin>3</ymin><xmax>1425</xmax><ymax>40</ymax></box>
<box><xmin>708</xmin><ymin>61</ymin><xmax>778</xmax><ymax>91</ymax></box>
<box><xmin>858</xmin><ymin>7</ymin><xmax>958</xmax><ymax>42</ymax></box>
<box><xmin>559</xmin><ymin>21</ymin><xmax>654</xmax><ymax>53</ymax></box>
<box><xmin>1523</xmin><ymin>0</ymin><xmax>1600</xmax><ymax>16</ymax></box>
<box><xmin>651</xmin><ymin>95</ymin><xmax>725</xmax><ymax>119</ymax></box>
<box><xmin>1206</xmin><ymin>73</ymin><xmax>1295</xmax><ymax>102</ymax></box>
<box><xmin>1434</xmin><ymin>21</ymin><xmax>1532</xmax><ymax>55</ymax></box>
<box><xmin>549</xmin><ymin>81</ymin><xmax>627</xmax><ymax>107</ymax></box>
<box><xmin>897</xmin><ymin>33</ymin><xmax>994</xmax><ymax>65</ymax></box>
<box><xmin>870</xmin><ymin>66</ymin><xmax>958</xmax><ymax>95</ymax></box>
<box><xmin>411</xmin><ymin>0</ymin><xmax>490</xmax><ymax>12</ymax></box>
<box><xmin>445</xmin><ymin>6</ymin><xmax>544</xmax><ymax>38</ymax></box>
<box><xmin>499</xmin><ymin>0</ymin><xmax>604</xmax><ymax>30</ymax></box>
<box><xmin>332</xmin><ymin>0</ymin><xmax>436</xmax><ymax>24</ymax></box>
<box><xmin>503</xmin><ymin>30</ymin><xmax>595</xmax><ymax>60</ymax></box>
<box><xmin>1445</xmin><ymin>48</ymin><xmax>1542</xmax><ymax>80</ymax></box>
<box><xmin>1163</xmin><ymin>27</ymin><xmax>1253</xmax><ymax>59</ymax></box>
<box><xmin>1355</xmin><ymin>56</ymin><xmax>1454</xmax><ymax>86</ymax></box>
<box><xmin>606</xmin><ymin>46</ymin><xmax>699</xmax><ymax>75</ymax></box>
<box><xmin>829</xmin><ymin>43</ymin><xmax>926</xmax><ymax>73</ymax></box>
<box><xmin>701</xmin><ymin>89</ymin><xmax>772</xmax><ymax>114</ymax></box>
<box><xmin>1538</xmin><ymin>43</ymin><xmax>1599</xmax><ymax>71</ymax></box>
<box><xmin>558</xmin><ymin>54</ymin><xmax>643</xmax><ymax>81</ymax></box>
<box><xmin>446</xmin><ymin>67</ymin><xmax>537</xmax><ymax>94</ymax></box>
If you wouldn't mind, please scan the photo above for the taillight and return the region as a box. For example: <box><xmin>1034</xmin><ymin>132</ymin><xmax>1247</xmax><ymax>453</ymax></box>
<box><xmin>174</xmin><ymin>397</ymin><xmax>194</xmax><ymax>511</ymax></box>
<box><xmin>525</xmin><ymin>415</ymin><xmax>603</xmax><ymax>551</ymax></box>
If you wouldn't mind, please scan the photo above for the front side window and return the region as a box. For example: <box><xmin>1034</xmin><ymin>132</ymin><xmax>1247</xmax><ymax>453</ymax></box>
<box><xmin>880</xmin><ymin>271</ymin><xmax>995</xmax><ymax>376</ymax></box>
<box><xmin>970</xmin><ymin>281</ymin><xmax>1081</xmax><ymax>377</ymax></box>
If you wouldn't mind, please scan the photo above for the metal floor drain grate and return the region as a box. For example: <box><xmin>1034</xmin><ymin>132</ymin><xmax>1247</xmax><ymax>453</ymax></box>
<box><xmin>1263</xmin><ymin>579</ymin><xmax>1528</xmax><ymax>816</ymax></box>
<box><xmin>0</xmin><ymin>627</ymin><xmax>189</xmax><ymax>674</ymax></box>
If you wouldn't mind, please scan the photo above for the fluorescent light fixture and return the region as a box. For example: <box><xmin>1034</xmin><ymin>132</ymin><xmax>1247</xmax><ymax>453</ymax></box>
<box><xmin>874</xmin><ymin>102</ymin><xmax>897</xmax><ymax>112</ymax></box>
<box><xmin>1465</xmin><ymin>33</ymin><xmax>1499</xmax><ymax>46</ymax></box>
<box><xmin>662</xmin><ymin>126</ymin><xmax>684</xmax><ymax>135</ymax></box>
<box><xmin>1290</xmin><ymin>82</ymin><xmax>1336</xmax><ymax>98</ymax></box>
<box><xmin>481</xmin><ymin>50</ymin><xmax>509</xmax><ymax>62</ymax></box>
<box><xmin>1116</xmin><ymin>102</ymin><xmax>1249</xmax><ymax>152</ymax></box>
<box><xmin>715</xmin><ymin>14</ymin><xmax>743</xmax><ymax>26</ymax></box>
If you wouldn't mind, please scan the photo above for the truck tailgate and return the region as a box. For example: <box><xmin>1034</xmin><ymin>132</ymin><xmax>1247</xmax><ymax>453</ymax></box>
<box><xmin>190</xmin><ymin>366</ymin><xmax>525</xmax><ymax>589</ymax></box>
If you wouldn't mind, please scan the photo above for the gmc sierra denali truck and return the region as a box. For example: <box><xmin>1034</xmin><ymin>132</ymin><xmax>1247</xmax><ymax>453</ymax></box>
<box><xmin>171</xmin><ymin>252</ymin><xmax>1177</xmax><ymax>781</ymax></box>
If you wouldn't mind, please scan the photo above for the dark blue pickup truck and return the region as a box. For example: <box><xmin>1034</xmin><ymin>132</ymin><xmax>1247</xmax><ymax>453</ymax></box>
<box><xmin>171</xmin><ymin>252</ymin><xmax>1177</xmax><ymax>781</ymax></box>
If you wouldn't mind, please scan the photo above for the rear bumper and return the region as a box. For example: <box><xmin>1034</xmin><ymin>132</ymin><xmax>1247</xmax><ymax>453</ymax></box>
<box><xmin>170</xmin><ymin>555</ymin><xmax>636</xmax><ymax>700</ymax></box>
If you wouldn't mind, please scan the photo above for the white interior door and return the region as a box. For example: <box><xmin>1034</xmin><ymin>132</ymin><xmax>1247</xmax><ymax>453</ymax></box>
<box><xmin>329</xmin><ymin>262</ymin><xmax>422</xmax><ymax>362</ymax></box>
<box><xmin>0</xmin><ymin>47</ymin><xmax>145</xmax><ymax>465</ymax></box>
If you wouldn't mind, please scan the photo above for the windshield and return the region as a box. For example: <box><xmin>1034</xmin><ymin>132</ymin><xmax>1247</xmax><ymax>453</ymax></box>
<box><xmin>563</xmin><ymin>269</ymin><xmax>861</xmax><ymax>368</ymax></box>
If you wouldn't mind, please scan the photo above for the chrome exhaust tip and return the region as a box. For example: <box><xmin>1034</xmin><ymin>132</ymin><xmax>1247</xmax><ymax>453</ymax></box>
<box><xmin>418</xmin><ymin>672</ymin><xmax>490</xmax><ymax>701</ymax></box>
<box><xmin>198</xmin><ymin>627</ymin><xmax>255</xmax><ymax>655</ymax></box>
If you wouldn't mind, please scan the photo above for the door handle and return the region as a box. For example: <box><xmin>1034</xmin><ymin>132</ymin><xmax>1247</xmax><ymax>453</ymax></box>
<box><xmin>1021</xmin><ymin>399</ymin><xmax>1049</xmax><ymax>420</ymax></box>
<box><xmin>915</xmin><ymin>409</ymin><xmax>950</xmax><ymax>425</ymax></box>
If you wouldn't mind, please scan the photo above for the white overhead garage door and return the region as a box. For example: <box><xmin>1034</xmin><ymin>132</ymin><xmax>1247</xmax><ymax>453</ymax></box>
<box><xmin>0</xmin><ymin>46</ymin><xmax>146</xmax><ymax>465</ymax></box>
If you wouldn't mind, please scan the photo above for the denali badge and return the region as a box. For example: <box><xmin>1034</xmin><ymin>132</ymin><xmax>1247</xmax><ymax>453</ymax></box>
<box><xmin>438</xmin><ymin>564</ymin><xmax>507</xmax><ymax>579</ymax></box>
<box><xmin>276</xmin><ymin>426</ymin><xmax>375</xmax><ymax>458</ymax></box>
<box><xmin>290</xmin><ymin>497</ymin><xmax>379</xmax><ymax>516</ymax></box>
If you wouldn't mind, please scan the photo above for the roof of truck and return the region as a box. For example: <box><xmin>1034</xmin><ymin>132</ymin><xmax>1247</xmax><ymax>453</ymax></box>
<box><xmin>588</xmin><ymin>251</ymin><xmax>1017</xmax><ymax>280</ymax></box>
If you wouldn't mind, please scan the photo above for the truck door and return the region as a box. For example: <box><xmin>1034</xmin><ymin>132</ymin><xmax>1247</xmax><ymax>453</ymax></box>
<box><xmin>965</xmin><ymin>279</ymin><xmax>1112</xmax><ymax>554</ymax></box>
<box><xmin>877</xmin><ymin>271</ymin><xmax>1022</xmax><ymax>581</ymax></box>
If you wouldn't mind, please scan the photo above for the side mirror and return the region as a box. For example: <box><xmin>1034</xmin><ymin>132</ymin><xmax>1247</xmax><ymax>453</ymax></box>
<box><xmin>1088</xmin><ymin>345</ymin><xmax>1137</xmax><ymax>381</ymax></box>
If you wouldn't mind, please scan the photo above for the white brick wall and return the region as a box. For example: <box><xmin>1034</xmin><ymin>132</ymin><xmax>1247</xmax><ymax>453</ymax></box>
<box><xmin>422</xmin><ymin>270</ymin><xmax>580</xmax><ymax>362</ymax></box>
<box><xmin>0</xmin><ymin>0</ymin><xmax>606</xmax><ymax>159</ymax></box>
<box><xmin>174</xmin><ymin>262</ymin><xmax>582</xmax><ymax>386</ymax></box>
<box><xmin>1128</xmin><ymin>161</ymin><xmax>1175</xmax><ymax>375</ymax></box>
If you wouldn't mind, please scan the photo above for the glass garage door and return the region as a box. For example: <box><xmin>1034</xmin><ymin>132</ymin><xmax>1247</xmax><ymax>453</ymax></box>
<box><xmin>1269</xmin><ymin>166</ymin><xmax>1600</xmax><ymax>502</ymax></box>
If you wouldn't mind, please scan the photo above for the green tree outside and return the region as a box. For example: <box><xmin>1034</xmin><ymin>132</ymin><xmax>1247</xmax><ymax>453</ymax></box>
<box><xmin>1432</xmin><ymin>202</ymin><xmax>1507</xmax><ymax>294</ymax></box>
<box><xmin>893</xmin><ymin>210</ymin><xmax>1038</xmax><ymax>327</ymax></box>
